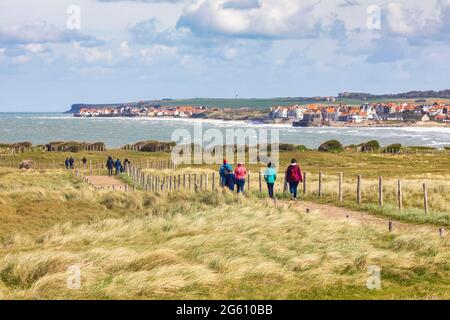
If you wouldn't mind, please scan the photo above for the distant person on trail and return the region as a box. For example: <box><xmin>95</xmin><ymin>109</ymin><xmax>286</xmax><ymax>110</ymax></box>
<box><xmin>69</xmin><ymin>157</ymin><xmax>75</xmax><ymax>169</ymax></box>
<box><xmin>234</xmin><ymin>162</ymin><xmax>247</xmax><ymax>194</ymax></box>
<box><xmin>219</xmin><ymin>160</ymin><xmax>233</xmax><ymax>187</ymax></box>
<box><xmin>114</xmin><ymin>158</ymin><xmax>122</xmax><ymax>175</ymax></box>
<box><xmin>82</xmin><ymin>157</ymin><xmax>87</xmax><ymax>169</ymax></box>
<box><xmin>264</xmin><ymin>162</ymin><xmax>277</xmax><ymax>199</ymax></box>
<box><xmin>123</xmin><ymin>159</ymin><xmax>130</xmax><ymax>172</ymax></box>
<box><xmin>106</xmin><ymin>157</ymin><xmax>114</xmax><ymax>176</ymax></box>
<box><xmin>65</xmin><ymin>158</ymin><xmax>70</xmax><ymax>170</ymax></box>
<box><xmin>286</xmin><ymin>159</ymin><xmax>303</xmax><ymax>201</ymax></box>
<box><xmin>225</xmin><ymin>169</ymin><xmax>235</xmax><ymax>192</ymax></box>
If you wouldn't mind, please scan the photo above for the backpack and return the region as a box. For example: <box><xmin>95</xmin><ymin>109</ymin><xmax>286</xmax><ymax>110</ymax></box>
<box><xmin>287</xmin><ymin>165</ymin><xmax>301</xmax><ymax>182</ymax></box>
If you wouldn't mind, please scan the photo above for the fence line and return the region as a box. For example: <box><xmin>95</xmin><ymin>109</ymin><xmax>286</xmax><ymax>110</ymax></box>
<box><xmin>120</xmin><ymin>164</ymin><xmax>441</xmax><ymax>217</ymax></box>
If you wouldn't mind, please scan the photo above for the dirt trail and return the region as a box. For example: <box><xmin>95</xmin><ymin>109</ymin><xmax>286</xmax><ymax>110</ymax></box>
<box><xmin>85</xmin><ymin>175</ymin><xmax>128</xmax><ymax>191</ymax></box>
<box><xmin>279</xmin><ymin>199</ymin><xmax>447</xmax><ymax>237</ymax></box>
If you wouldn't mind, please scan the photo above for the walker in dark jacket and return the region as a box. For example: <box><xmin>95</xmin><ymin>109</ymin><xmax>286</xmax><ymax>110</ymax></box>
<box><xmin>106</xmin><ymin>157</ymin><xmax>114</xmax><ymax>176</ymax></box>
<box><xmin>285</xmin><ymin>159</ymin><xmax>303</xmax><ymax>200</ymax></box>
<box><xmin>224</xmin><ymin>170</ymin><xmax>236</xmax><ymax>191</ymax></box>
<box><xmin>69</xmin><ymin>157</ymin><xmax>75</xmax><ymax>169</ymax></box>
<box><xmin>114</xmin><ymin>159</ymin><xmax>122</xmax><ymax>175</ymax></box>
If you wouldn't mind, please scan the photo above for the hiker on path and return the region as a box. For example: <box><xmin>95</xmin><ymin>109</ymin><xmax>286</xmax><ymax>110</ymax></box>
<box><xmin>82</xmin><ymin>157</ymin><xmax>87</xmax><ymax>169</ymax></box>
<box><xmin>225</xmin><ymin>169</ymin><xmax>235</xmax><ymax>192</ymax></box>
<box><xmin>106</xmin><ymin>156</ymin><xmax>114</xmax><ymax>176</ymax></box>
<box><xmin>65</xmin><ymin>158</ymin><xmax>70</xmax><ymax>170</ymax></box>
<box><xmin>69</xmin><ymin>157</ymin><xmax>75</xmax><ymax>169</ymax></box>
<box><xmin>234</xmin><ymin>162</ymin><xmax>247</xmax><ymax>194</ymax></box>
<box><xmin>264</xmin><ymin>162</ymin><xmax>277</xmax><ymax>199</ymax></box>
<box><xmin>114</xmin><ymin>158</ymin><xmax>122</xmax><ymax>175</ymax></box>
<box><xmin>219</xmin><ymin>160</ymin><xmax>233</xmax><ymax>187</ymax></box>
<box><xmin>285</xmin><ymin>159</ymin><xmax>303</xmax><ymax>201</ymax></box>
<box><xmin>123</xmin><ymin>158</ymin><xmax>130</xmax><ymax>172</ymax></box>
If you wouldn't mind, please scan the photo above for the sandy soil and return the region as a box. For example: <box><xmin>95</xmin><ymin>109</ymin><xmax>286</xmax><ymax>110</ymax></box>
<box><xmin>85</xmin><ymin>175</ymin><xmax>128</xmax><ymax>191</ymax></box>
<box><xmin>279</xmin><ymin>200</ymin><xmax>447</xmax><ymax>238</ymax></box>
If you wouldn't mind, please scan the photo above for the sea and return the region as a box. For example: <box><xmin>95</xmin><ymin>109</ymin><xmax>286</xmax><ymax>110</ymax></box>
<box><xmin>0</xmin><ymin>113</ymin><xmax>449</xmax><ymax>149</ymax></box>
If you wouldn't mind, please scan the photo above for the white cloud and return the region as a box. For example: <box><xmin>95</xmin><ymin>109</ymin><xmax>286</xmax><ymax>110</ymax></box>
<box><xmin>23</xmin><ymin>43</ymin><xmax>48</xmax><ymax>54</ymax></box>
<box><xmin>119</xmin><ymin>41</ymin><xmax>133</xmax><ymax>57</ymax></box>
<box><xmin>139</xmin><ymin>44</ymin><xmax>178</xmax><ymax>59</ymax></box>
<box><xmin>0</xmin><ymin>22</ymin><xmax>98</xmax><ymax>46</ymax></box>
<box><xmin>177</xmin><ymin>0</ymin><xmax>343</xmax><ymax>39</ymax></box>
<box><xmin>72</xmin><ymin>43</ymin><xmax>114</xmax><ymax>64</ymax></box>
<box><xmin>12</xmin><ymin>54</ymin><xmax>31</xmax><ymax>64</ymax></box>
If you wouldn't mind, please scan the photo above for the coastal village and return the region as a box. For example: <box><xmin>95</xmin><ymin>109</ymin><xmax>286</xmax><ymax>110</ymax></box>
<box><xmin>75</xmin><ymin>101</ymin><xmax>450</xmax><ymax>126</ymax></box>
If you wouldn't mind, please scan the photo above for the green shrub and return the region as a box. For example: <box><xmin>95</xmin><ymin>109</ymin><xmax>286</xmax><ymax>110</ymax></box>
<box><xmin>139</xmin><ymin>141</ymin><xmax>176</xmax><ymax>153</ymax></box>
<box><xmin>45</xmin><ymin>141</ymin><xmax>105</xmax><ymax>152</ymax></box>
<box><xmin>384</xmin><ymin>144</ymin><xmax>402</xmax><ymax>154</ymax></box>
<box><xmin>361</xmin><ymin>140</ymin><xmax>381</xmax><ymax>152</ymax></box>
<box><xmin>296</xmin><ymin>145</ymin><xmax>310</xmax><ymax>152</ymax></box>
<box><xmin>318</xmin><ymin>140</ymin><xmax>343</xmax><ymax>152</ymax></box>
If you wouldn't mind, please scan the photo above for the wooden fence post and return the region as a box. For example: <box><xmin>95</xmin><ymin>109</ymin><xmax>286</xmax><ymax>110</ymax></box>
<box><xmin>283</xmin><ymin>171</ymin><xmax>288</xmax><ymax>193</ymax></box>
<box><xmin>338</xmin><ymin>172</ymin><xmax>343</xmax><ymax>202</ymax></box>
<box><xmin>423</xmin><ymin>183</ymin><xmax>429</xmax><ymax>215</ymax></box>
<box><xmin>318</xmin><ymin>172</ymin><xmax>323</xmax><ymax>197</ymax></box>
<box><xmin>357</xmin><ymin>175</ymin><xmax>362</xmax><ymax>204</ymax></box>
<box><xmin>212</xmin><ymin>172</ymin><xmax>215</xmax><ymax>190</ymax></box>
<box><xmin>259</xmin><ymin>171</ymin><xmax>262</xmax><ymax>193</ymax></box>
<box><xmin>303</xmin><ymin>172</ymin><xmax>307</xmax><ymax>195</ymax></box>
<box><xmin>378</xmin><ymin>177</ymin><xmax>383</xmax><ymax>207</ymax></box>
<box><xmin>397</xmin><ymin>179</ymin><xmax>403</xmax><ymax>211</ymax></box>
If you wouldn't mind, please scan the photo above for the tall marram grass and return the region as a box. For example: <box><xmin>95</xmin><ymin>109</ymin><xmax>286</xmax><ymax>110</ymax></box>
<box><xmin>0</xmin><ymin>170</ymin><xmax>450</xmax><ymax>299</ymax></box>
<box><xmin>0</xmin><ymin>168</ymin><xmax>449</xmax><ymax>299</ymax></box>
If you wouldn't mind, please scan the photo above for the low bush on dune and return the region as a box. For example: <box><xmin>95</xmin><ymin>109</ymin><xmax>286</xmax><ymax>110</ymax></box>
<box><xmin>19</xmin><ymin>160</ymin><xmax>35</xmax><ymax>170</ymax></box>
<box><xmin>318</xmin><ymin>140</ymin><xmax>344</xmax><ymax>153</ymax></box>
<box><xmin>360</xmin><ymin>140</ymin><xmax>381</xmax><ymax>152</ymax></box>
<box><xmin>384</xmin><ymin>143</ymin><xmax>402</xmax><ymax>153</ymax></box>
<box><xmin>46</xmin><ymin>141</ymin><xmax>105</xmax><ymax>152</ymax></box>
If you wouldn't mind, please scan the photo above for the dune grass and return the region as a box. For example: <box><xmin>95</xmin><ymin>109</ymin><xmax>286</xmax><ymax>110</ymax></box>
<box><xmin>0</xmin><ymin>168</ymin><xmax>449</xmax><ymax>300</ymax></box>
<box><xmin>140</xmin><ymin>167</ymin><xmax>450</xmax><ymax>227</ymax></box>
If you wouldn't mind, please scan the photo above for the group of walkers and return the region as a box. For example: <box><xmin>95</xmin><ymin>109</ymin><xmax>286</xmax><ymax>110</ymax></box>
<box><xmin>64</xmin><ymin>157</ymin><xmax>75</xmax><ymax>169</ymax></box>
<box><xmin>106</xmin><ymin>157</ymin><xmax>130</xmax><ymax>176</ymax></box>
<box><xmin>64</xmin><ymin>156</ymin><xmax>130</xmax><ymax>176</ymax></box>
<box><xmin>65</xmin><ymin>153</ymin><xmax>303</xmax><ymax>200</ymax></box>
<box><xmin>219</xmin><ymin>160</ymin><xmax>248</xmax><ymax>193</ymax></box>
<box><xmin>218</xmin><ymin>159</ymin><xmax>303</xmax><ymax>200</ymax></box>
<box><xmin>65</xmin><ymin>157</ymin><xmax>88</xmax><ymax>169</ymax></box>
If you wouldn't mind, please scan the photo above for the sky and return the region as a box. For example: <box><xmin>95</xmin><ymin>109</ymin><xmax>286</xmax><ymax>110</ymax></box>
<box><xmin>0</xmin><ymin>0</ymin><xmax>450</xmax><ymax>111</ymax></box>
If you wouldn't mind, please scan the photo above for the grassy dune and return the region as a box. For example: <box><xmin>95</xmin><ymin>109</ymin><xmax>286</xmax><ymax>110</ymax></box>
<box><xmin>0</xmin><ymin>168</ymin><xmax>449</xmax><ymax>299</ymax></box>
